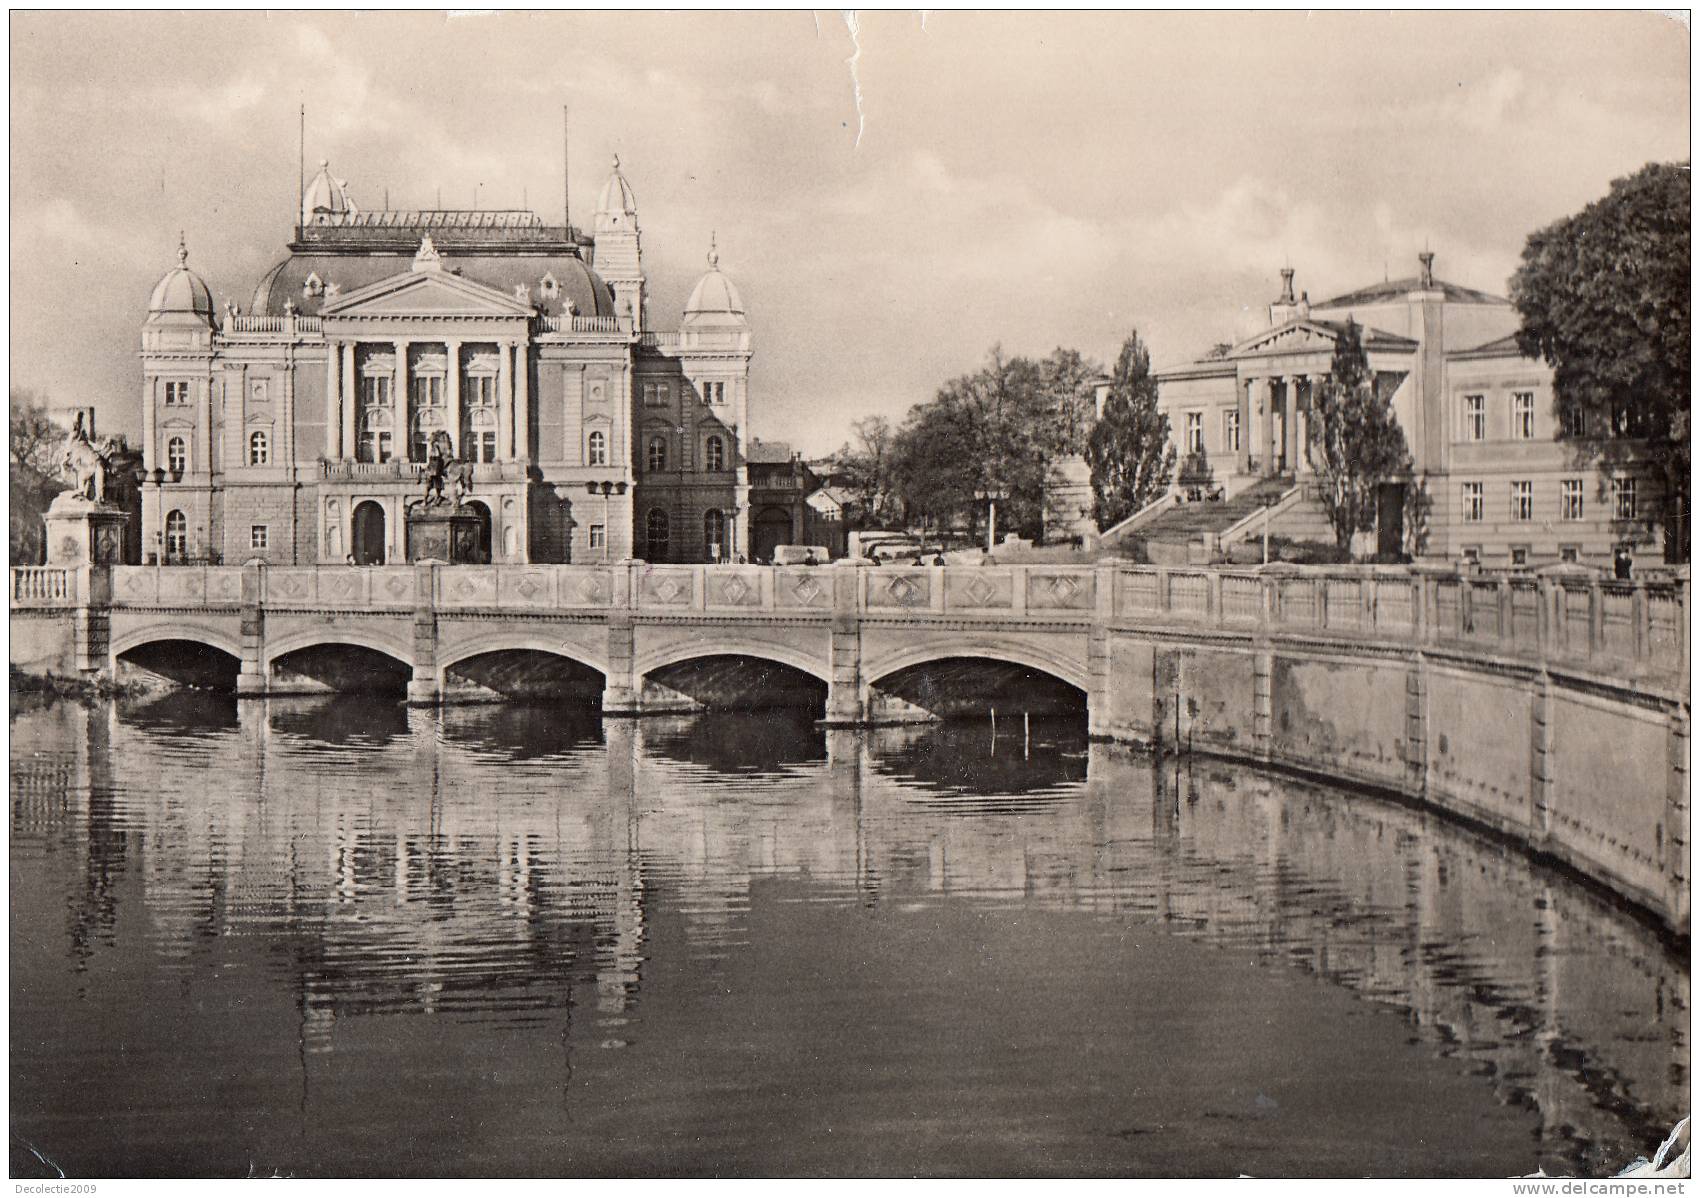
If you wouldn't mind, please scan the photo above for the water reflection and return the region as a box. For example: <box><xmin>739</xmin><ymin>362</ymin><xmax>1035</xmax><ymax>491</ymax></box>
<box><xmin>9</xmin><ymin>696</ymin><xmax>1688</xmax><ymax>1179</ymax></box>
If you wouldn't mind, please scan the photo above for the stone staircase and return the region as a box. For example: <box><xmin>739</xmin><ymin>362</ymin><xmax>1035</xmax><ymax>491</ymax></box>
<box><xmin>1134</xmin><ymin>477</ymin><xmax>1303</xmax><ymax>564</ymax></box>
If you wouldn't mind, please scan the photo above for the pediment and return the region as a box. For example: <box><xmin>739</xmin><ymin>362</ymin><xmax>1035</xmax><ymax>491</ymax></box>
<box><xmin>321</xmin><ymin>270</ymin><xmax>535</xmax><ymax>319</ymax></box>
<box><xmin>1229</xmin><ymin>320</ymin><xmax>1342</xmax><ymax>358</ymax></box>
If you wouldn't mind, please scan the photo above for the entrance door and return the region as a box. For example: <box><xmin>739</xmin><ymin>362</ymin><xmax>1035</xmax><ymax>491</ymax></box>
<box><xmin>466</xmin><ymin>501</ymin><xmax>493</xmax><ymax>564</ymax></box>
<box><xmin>352</xmin><ymin>501</ymin><xmax>387</xmax><ymax>565</ymax></box>
<box><xmin>753</xmin><ymin>506</ymin><xmax>792</xmax><ymax>564</ymax></box>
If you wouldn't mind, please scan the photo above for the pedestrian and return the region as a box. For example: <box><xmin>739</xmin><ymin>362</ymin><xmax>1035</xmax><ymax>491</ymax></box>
<box><xmin>1614</xmin><ymin>544</ymin><xmax>1633</xmax><ymax>580</ymax></box>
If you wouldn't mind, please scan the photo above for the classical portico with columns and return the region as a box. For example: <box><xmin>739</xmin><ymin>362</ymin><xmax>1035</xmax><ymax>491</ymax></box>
<box><xmin>138</xmin><ymin>153</ymin><xmax>754</xmax><ymax>567</ymax></box>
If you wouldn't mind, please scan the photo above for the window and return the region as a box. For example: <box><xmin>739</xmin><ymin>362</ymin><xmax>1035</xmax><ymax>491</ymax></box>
<box><xmin>164</xmin><ymin>381</ymin><xmax>190</xmax><ymax>406</ymax></box>
<box><xmin>248</xmin><ymin>430</ymin><xmax>269</xmax><ymax>465</ymax></box>
<box><xmin>643</xmin><ymin>381</ymin><xmax>669</xmax><ymax>407</ymax></box>
<box><xmin>462</xmin><ymin>375</ymin><xmax>497</xmax><ymax>464</ymax></box>
<box><xmin>1511</xmin><ymin>480</ymin><xmax>1533</xmax><ymax>522</ymax></box>
<box><xmin>1510</xmin><ymin>546</ymin><xmax>1529</xmax><ymax>567</ymax></box>
<box><xmin>1561</xmin><ymin>406</ymin><xmax>1588</xmax><ymax>439</ymax></box>
<box><xmin>589</xmin><ymin>524</ymin><xmax>606</xmax><ymax>551</ymax></box>
<box><xmin>704</xmin><ymin>381</ymin><xmax>726</xmax><ymax>406</ymax></box>
<box><xmin>250</xmin><ymin>525</ymin><xmax>268</xmax><ymax>550</ymax></box>
<box><xmin>165</xmin><ymin>510</ymin><xmax>187</xmax><ymax>560</ymax></box>
<box><xmin>704</xmin><ymin>435</ymin><xmax>724</xmax><ymax>472</ymax></box>
<box><xmin>1461</xmin><ymin>546</ymin><xmax>1481</xmax><ymax>565</ymax></box>
<box><xmin>1463</xmin><ymin>394</ymin><xmax>1485</xmax><ymax>441</ymax></box>
<box><xmin>410</xmin><ymin>374</ymin><xmax>444</xmax><ymax>462</ymax></box>
<box><xmin>704</xmin><ymin>509</ymin><xmax>726</xmax><ymax>560</ymax></box>
<box><xmin>1613</xmin><ymin>477</ymin><xmax>1637</xmax><ymax>520</ymax></box>
<box><xmin>1512</xmin><ymin>392</ymin><xmax>1535</xmax><ymax>439</ymax></box>
<box><xmin>166</xmin><ymin>436</ymin><xmax>187</xmax><ymax>473</ymax></box>
<box><xmin>1560</xmin><ymin>478</ymin><xmax>1584</xmax><ymax>521</ymax></box>
<box><xmin>1461</xmin><ymin>481</ymin><xmax>1483</xmax><ymax>523</ymax></box>
<box><xmin>1185</xmin><ymin>412</ymin><xmax>1203</xmax><ymax>454</ymax></box>
<box><xmin>1222</xmin><ymin>409</ymin><xmax>1240</xmax><ymax>454</ymax></box>
<box><xmin>358</xmin><ymin>408</ymin><xmax>393</xmax><ymax>464</ymax></box>
<box><xmin>647</xmin><ymin>436</ymin><xmax>668</xmax><ymax>473</ymax></box>
<box><xmin>360</xmin><ymin>374</ymin><xmax>393</xmax><ymax>409</ymax></box>
<box><xmin>645</xmin><ymin>508</ymin><xmax>670</xmax><ymax>560</ymax></box>
<box><xmin>587</xmin><ymin>429</ymin><xmax>608</xmax><ymax>467</ymax></box>
<box><xmin>1559</xmin><ymin>544</ymin><xmax>1580</xmax><ymax>563</ymax></box>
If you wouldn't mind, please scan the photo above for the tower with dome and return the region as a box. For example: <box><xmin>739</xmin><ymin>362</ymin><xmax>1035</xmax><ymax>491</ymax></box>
<box><xmin>137</xmin><ymin>154</ymin><xmax>753</xmax><ymax>566</ymax></box>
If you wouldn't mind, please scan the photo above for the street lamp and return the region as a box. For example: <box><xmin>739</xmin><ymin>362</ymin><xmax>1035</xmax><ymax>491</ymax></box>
<box><xmin>973</xmin><ymin>487</ymin><xmax>1009</xmax><ymax>555</ymax></box>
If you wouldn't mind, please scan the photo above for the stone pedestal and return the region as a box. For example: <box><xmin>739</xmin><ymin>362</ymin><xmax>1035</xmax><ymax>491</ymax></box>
<box><xmin>1045</xmin><ymin>454</ymin><xmax>1098</xmax><ymax>549</ymax></box>
<box><xmin>406</xmin><ymin>506</ymin><xmax>482</xmax><ymax>564</ymax></box>
<box><xmin>44</xmin><ymin>493</ymin><xmax>130</xmax><ymax>565</ymax></box>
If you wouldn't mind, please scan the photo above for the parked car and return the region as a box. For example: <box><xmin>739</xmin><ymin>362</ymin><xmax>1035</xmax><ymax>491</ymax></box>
<box><xmin>771</xmin><ymin>544</ymin><xmax>828</xmax><ymax>565</ymax></box>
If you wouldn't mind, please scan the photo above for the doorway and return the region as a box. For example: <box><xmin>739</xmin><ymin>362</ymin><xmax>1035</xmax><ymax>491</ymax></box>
<box><xmin>753</xmin><ymin>506</ymin><xmax>792</xmax><ymax>564</ymax></box>
<box><xmin>465</xmin><ymin>500</ymin><xmax>493</xmax><ymax>564</ymax></box>
<box><xmin>352</xmin><ymin>501</ymin><xmax>387</xmax><ymax>565</ymax></box>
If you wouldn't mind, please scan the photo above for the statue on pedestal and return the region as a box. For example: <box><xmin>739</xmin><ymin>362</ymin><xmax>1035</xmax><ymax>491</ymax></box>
<box><xmin>417</xmin><ymin>429</ymin><xmax>473</xmax><ymax>511</ymax></box>
<box><xmin>60</xmin><ymin>411</ymin><xmax>117</xmax><ymax>504</ymax></box>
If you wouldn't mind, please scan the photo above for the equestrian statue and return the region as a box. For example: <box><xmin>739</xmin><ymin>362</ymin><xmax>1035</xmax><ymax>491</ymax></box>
<box><xmin>417</xmin><ymin>429</ymin><xmax>474</xmax><ymax>510</ymax></box>
<box><xmin>60</xmin><ymin>411</ymin><xmax>117</xmax><ymax>504</ymax></box>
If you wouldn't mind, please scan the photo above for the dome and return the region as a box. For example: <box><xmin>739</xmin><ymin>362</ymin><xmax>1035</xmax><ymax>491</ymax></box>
<box><xmin>596</xmin><ymin>154</ymin><xmax>637</xmax><ymax>218</ymax></box>
<box><xmin>683</xmin><ymin>237</ymin><xmax>746</xmax><ymax>323</ymax></box>
<box><xmin>147</xmin><ymin>235</ymin><xmax>215</xmax><ymax>320</ymax></box>
<box><xmin>302</xmin><ymin>159</ymin><xmax>358</xmax><ymax>224</ymax></box>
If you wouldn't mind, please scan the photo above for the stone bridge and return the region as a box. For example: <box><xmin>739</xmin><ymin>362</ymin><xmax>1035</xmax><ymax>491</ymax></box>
<box><xmin>10</xmin><ymin>559</ymin><xmax>1691</xmax><ymax>933</ymax></box>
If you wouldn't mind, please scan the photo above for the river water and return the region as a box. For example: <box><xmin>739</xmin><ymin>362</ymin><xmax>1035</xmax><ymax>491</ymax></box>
<box><xmin>9</xmin><ymin>694</ymin><xmax>1688</xmax><ymax>1178</ymax></box>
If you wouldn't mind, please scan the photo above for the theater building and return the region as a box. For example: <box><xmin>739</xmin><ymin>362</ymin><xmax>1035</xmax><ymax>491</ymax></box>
<box><xmin>138</xmin><ymin>155</ymin><xmax>753</xmax><ymax>566</ymax></box>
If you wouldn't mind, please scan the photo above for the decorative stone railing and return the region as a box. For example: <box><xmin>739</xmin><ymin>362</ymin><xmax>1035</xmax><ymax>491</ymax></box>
<box><xmin>223</xmin><ymin>314</ymin><xmax>322</xmax><ymax>336</ymax></box>
<box><xmin>318</xmin><ymin>459</ymin><xmax>528</xmax><ymax>482</ymax></box>
<box><xmin>538</xmin><ymin>314</ymin><xmax>622</xmax><ymax>334</ymax></box>
<box><xmin>16</xmin><ymin>562</ymin><xmax>1688</xmax><ymax>685</ymax></box>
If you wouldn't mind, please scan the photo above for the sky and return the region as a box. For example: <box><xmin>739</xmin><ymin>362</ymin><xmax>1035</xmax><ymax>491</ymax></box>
<box><xmin>8</xmin><ymin>10</ymin><xmax>1690</xmax><ymax>456</ymax></box>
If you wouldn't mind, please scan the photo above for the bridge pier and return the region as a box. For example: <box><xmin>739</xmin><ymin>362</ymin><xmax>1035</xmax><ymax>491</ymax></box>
<box><xmin>237</xmin><ymin>563</ymin><xmax>266</xmax><ymax>696</ymax></box>
<box><xmin>601</xmin><ymin>610</ymin><xmax>641</xmax><ymax>715</ymax></box>
<box><xmin>821</xmin><ymin>567</ymin><xmax>864</xmax><ymax>725</ymax></box>
<box><xmin>407</xmin><ymin>562</ymin><xmax>441</xmax><ymax>705</ymax></box>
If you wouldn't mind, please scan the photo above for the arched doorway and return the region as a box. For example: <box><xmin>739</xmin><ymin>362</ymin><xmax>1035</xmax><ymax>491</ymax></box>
<box><xmin>352</xmin><ymin>501</ymin><xmax>387</xmax><ymax>565</ymax></box>
<box><xmin>465</xmin><ymin>500</ymin><xmax>493</xmax><ymax>564</ymax></box>
<box><xmin>753</xmin><ymin>505</ymin><xmax>792</xmax><ymax>564</ymax></box>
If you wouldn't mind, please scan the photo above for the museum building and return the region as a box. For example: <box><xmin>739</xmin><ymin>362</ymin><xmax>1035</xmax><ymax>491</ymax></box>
<box><xmin>139</xmin><ymin>155</ymin><xmax>760</xmax><ymax>566</ymax></box>
<box><xmin>1152</xmin><ymin>253</ymin><xmax>1664</xmax><ymax>566</ymax></box>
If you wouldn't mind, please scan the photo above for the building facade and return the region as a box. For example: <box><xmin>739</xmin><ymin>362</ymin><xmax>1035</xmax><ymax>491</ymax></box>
<box><xmin>139</xmin><ymin>157</ymin><xmax>753</xmax><ymax>566</ymax></box>
<box><xmin>1153</xmin><ymin>253</ymin><xmax>1664</xmax><ymax>566</ymax></box>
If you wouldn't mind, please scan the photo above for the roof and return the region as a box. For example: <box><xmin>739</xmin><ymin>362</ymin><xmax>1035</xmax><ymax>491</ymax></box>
<box><xmin>808</xmin><ymin>486</ymin><xmax>850</xmax><ymax>506</ymax></box>
<box><xmin>683</xmin><ymin>239</ymin><xmax>746</xmax><ymax>326</ymax></box>
<box><xmin>745</xmin><ymin>439</ymin><xmax>794</xmax><ymax>464</ymax></box>
<box><xmin>250</xmin><ymin>243</ymin><xmax>614</xmax><ymax>318</ymax></box>
<box><xmin>148</xmin><ymin>237</ymin><xmax>215</xmax><ymax>321</ymax></box>
<box><xmin>597</xmin><ymin>156</ymin><xmax>638</xmax><ymax>218</ymax></box>
<box><xmin>1314</xmin><ymin>275</ymin><xmax>1510</xmax><ymax>309</ymax></box>
<box><xmin>1448</xmin><ymin>332</ymin><xmax>1538</xmax><ymax>361</ymax></box>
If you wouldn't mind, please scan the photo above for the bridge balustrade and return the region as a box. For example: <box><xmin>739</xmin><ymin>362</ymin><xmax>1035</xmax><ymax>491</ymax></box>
<box><xmin>14</xmin><ymin>562</ymin><xmax>1686</xmax><ymax>683</ymax></box>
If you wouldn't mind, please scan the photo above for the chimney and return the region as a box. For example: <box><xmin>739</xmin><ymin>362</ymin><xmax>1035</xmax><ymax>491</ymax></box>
<box><xmin>1419</xmin><ymin>251</ymin><xmax>1435</xmax><ymax>289</ymax></box>
<box><xmin>1297</xmin><ymin>289</ymin><xmax>1310</xmax><ymax>319</ymax></box>
<box><xmin>1279</xmin><ymin>267</ymin><xmax>1296</xmax><ymax>303</ymax></box>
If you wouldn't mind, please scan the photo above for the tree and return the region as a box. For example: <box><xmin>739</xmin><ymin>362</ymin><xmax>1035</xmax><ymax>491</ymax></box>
<box><xmin>1509</xmin><ymin>161</ymin><xmax>1690</xmax><ymax>561</ymax></box>
<box><xmin>834</xmin><ymin>414</ymin><xmax>896</xmax><ymax>527</ymax></box>
<box><xmin>1306</xmin><ymin>320</ymin><xmax>1412</xmax><ymax>555</ymax></box>
<box><xmin>1086</xmin><ymin>330</ymin><xmax>1174</xmax><ymax>529</ymax></box>
<box><xmin>10</xmin><ymin>387</ymin><xmax>64</xmax><ymax>564</ymax></box>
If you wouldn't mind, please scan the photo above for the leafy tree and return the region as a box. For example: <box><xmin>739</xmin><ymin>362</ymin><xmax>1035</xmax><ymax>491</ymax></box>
<box><xmin>1036</xmin><ymin>346</ymin><xmax>1100</xmax><ymax>456</ymax></box>
<box><xmin>1086</xmin><ymin>330</ymin><xmax>1174</xmax><ymax>529</ymax></box>
<box><xmin>1509</xmin><ymin>161</ymin><xmax>1690</xmax><ymax>561</ymax></box>
<box><xmin>833</xmin><ymin>414</ymin><xmax>897</xmax><ymax>528</ymax></box>
<box><xmin>10</xmin><ymin>388</ymin><xmax>64</xmax><ymax>564</ymax></box>
<box><xmin>1306</xmin><ymin>320</ymin><xmax>1412</xmax><ymax>555</ymax></box>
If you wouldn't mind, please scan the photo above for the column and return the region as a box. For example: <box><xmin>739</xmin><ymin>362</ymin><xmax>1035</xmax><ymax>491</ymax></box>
<box><xmin>394</xmin><ymin>340</ymin><xmax>411</xmax><ymax>462</ymax></box>
<box><xmin>280</xmin><ymin>357</ymin><xmax>296</xmax><ymax>469</ymax></box>
<box><xmin>142</xmin><ymin>377</ymin><xmax>157</xmax><ymax>472</ymax></box>
<box><xmin>1282</xmin><ymin>378</ymin><xmax>1299</xmax><ymax>474</ymax></box>
<box><xmin>325</xmin><ymin>341</ymin><xmax>342</xmax><ymax>459</ymax></box>
<box><xmin>1261</xmin><ymin>377</ymin><xmax>1276</xmax><ymax>477</ymax></box>
<box><xmin>513</xmin><ymin>341</ymin><xmax>530</xmax><ymax>461</ymax></box>
<box><xmin>1244</xmin><ymin>380</ymin><xmax>1258</xmax><ymax>479</ymax></box>
<box><xmin>1295</xmin><ymin>376</ymin><xmax>1314</xmax><ymax>476</ymax></box>
<box><xmin>497</xmin><ymin>339</ymin><xmax>514</xmax><ymax>461</ymax></box>
<box><xmin>446</xmin><ymin>339</ymin><xmax>462</xmax><ymax>457</ymax></box>
<box><xmin>341</xmin><ymin>341</ymin><xmax>357</xmax><ymax>461</ymax></box>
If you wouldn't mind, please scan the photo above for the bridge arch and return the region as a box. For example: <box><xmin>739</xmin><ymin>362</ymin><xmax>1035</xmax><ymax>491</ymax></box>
<box><xmin>633</xmin><ymin>640</ymin><xmax>831</xmax><ymax>685</ymax></box>
<box><xmin>112</xmin><ymin>623</ymin><xmax>244</xmax><ymax>662</ymax></box>
<box><xmin>436</xmin><ymin>632</ymin><xmax>608</xmax><ymax>680</ymax></box>
<box><xmin>862</xmin><ymin>636</ymin><xmax>1090</xmax><ymax>695</ymax></box>
<box><xmin>262</xmin><ymin>627</ymin><xmax>416</xmax><ymax>671</ymax></box>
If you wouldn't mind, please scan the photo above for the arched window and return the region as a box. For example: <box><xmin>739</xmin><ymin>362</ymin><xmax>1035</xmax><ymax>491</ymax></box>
<box><xmin>587</xmin><ymin>429</ymin><xmax>608</xmax><ymax>467</ymax></box>
<box><xmin>704</xmin><ymin>509</ymin><xmax>726</xmax><ymax>561</ymax></box>
<box><xmin>358</xmin><ymin>407</ymin><xmax>393</xmax><ymax>464</ymax></box>
<box><xmin>164</xmin><ymin>510</ymin><xmax>187</xmax><ymax>561</ymax></box>
<box><xmin>248</xmin><ymin>430</ymin><xmax>270</xmax><ymax>465</ymax></box>
<box><xmin>646</xmin><ymin>508</ymin><xmax>670</xmax><ymax>561</ymax></box>
<box><xmin>646</xmin><ymin>436</ymin><xmax>667</xmax><ymax>473</ymax></box>
<box><xmin>704</xmin><ymin>435</ymin><xmax>724</xmax><ymax>472</ymax></box>
<box><xmin>166</xmin><ymin>437</ymin><xmax>187</xmax><ymax>473</ymax></box>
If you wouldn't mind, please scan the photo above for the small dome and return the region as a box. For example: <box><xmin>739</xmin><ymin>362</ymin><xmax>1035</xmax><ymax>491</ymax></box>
<box><xmin>683</xmin><ymin>236</ymin><xmax>746</xmax><ymax>323</ymax></box>
<box><xmin>303</xmin><ymin>159</ymin><xmax>358</xmax><ymax>225</ymax></box>
<box><xmin>596</xmin><ymin>154</ymin><xmax>637</xmax><ymax>218</ymax></box>
<box><xmin>148</xmin><ymin>235</ymin><xmax>215</xmax><ymax>320</ymax></box>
